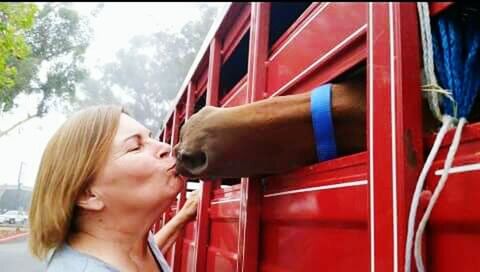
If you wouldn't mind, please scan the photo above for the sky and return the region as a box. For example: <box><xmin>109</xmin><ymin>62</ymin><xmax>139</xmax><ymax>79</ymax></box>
<box><xmin>0</xmin><ymin>2</ymin><xmax>228</xmax><ymax>188</ymax></box>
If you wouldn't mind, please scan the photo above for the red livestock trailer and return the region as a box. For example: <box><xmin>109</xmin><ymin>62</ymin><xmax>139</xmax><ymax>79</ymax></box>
<box><xmin>156</xmin><ymin>2</ymin><xmax>480</xmax><ymax>272</ymax></box>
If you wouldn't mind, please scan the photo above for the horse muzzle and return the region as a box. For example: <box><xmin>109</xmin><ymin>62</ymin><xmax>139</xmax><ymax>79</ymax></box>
<box><xmin>174</xmin><ymin>147</ymin><xmax>209</xmax><ymax>178</ymax></box>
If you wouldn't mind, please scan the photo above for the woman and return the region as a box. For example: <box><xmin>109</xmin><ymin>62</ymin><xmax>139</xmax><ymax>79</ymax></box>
<box><xmin>28</xmin><ymin>105</ymin><xmax>197</xmax><ymax>271</ymax></box>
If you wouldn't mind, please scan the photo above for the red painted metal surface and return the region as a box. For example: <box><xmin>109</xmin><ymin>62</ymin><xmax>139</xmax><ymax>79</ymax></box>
<box><xmin>163</xmin><ymin>204</ymin><xmax>177</xmax><ymax>265</ymax></box>
<box><xmin>367</xmin><ymin>3</ymin><xmax>424</xmax><ymax>272</ymax></box>
<box><xmin>424</xmin><ymin>123</ymin><xmax>480</xmax><ymax>271</ymax></box>
<box><xmin>185</xmin><ymin>82</ymin><xmax>195</xmax><ymax>120</ymax></box>
<box><xmin>269</xmin><ymin>3</ymin><xmax>320</xmax><ymax>55</ymax></box>
<box><xmin>220</xmin><ymin>76</ymin><xmax>247</xmax><ymax>108</ymax></box>
<box><xmin>180</xmin><ymin>219</ymin><xmax>197</xmax><ymax>272</ymax></box>
<box><xmin>266</xmin><ymin>2</ymin><xmax>367</xmax><ymax>97</ymax></box>
<box><xmin>429</xmin><ymin>2</ymin><xmax>454</xmax><ymax>16</ymax></box>
<box><xmin>206</xmin><ymin>187</ymin><xmax>241</xmax><ymax>271</ymax></box>
<box><xmin>235</xmin><ymin>4</ymin><xmax>269</xmax><ymax>272</ymax></box>
<box><xmin>221</xmin><ymin>4</ymin><xmax>251</xmax><ymax>63</ymax></box>
<box><xmin>157</xmin><ymin>2</ymin><xmax>480</xmax><ymax>272</ymax></box>
<box><xmin>261</xmin><ymin>153</ymin><xmax>369</xmax><ymax>272</ymax></box>
<box><xmin>207</xmin><ymin>37</ymin><xmax>221</xmax><ymax>107</ymax></box>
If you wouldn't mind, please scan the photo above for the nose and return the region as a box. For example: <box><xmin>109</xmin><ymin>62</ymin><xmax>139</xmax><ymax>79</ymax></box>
<box><xmin>155</xmin><ymin>142</ymin><xmax>172</xmax><ymax>159</ymax></box>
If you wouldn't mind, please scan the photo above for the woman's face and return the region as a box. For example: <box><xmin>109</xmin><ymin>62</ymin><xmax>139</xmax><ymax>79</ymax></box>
<box><xmin>91</xmin><ymin>113</ymin><xmax>183</xmax><ymax>215</ymax></box>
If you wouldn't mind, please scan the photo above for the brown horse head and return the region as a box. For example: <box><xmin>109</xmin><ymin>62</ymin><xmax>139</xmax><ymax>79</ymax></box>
<box><xmin>174</xmin><ymin>74</ymin><xmax>367</xmax><ymax>179</ymax></box>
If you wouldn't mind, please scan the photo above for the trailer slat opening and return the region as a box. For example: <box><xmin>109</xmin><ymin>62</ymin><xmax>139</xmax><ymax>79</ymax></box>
<box><xmin>222</xmin><ymin>178</ymin><xmax>241</xmax><ymax>186</ymax></box>
<box><xmin>194</xmin><ymin>91</ymin><xmax>207</xmax><ymax>114</ymax></box>
<box><xmin>219</xmin><ymin>30</ymin><xmax>250</xmax><ymax>102</ymax></box>
<box><xmin>269</xmin><ymin>2</ymin><xmax>312</xmax><ymax>49</ymax></box>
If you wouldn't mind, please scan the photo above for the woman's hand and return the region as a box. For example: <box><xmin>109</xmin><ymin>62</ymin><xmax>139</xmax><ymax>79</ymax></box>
<box><xmin>154</xmin><ymin>190</ymin><xmax>200</xmax><ymax>254</ymax></box>
<box><xmin>177</xmin><ymin>190</ymin><xmax>199</xmax><ymax>222</ymax></box>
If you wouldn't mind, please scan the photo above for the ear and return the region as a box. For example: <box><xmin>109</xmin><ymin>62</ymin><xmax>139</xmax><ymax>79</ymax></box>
<box><xmin>76</xmin><ymin>187</ymin><xmax>105</xmax><ymax>211</ymax></box>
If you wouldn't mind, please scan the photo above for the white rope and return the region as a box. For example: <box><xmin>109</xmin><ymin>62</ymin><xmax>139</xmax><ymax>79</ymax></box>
<box><xmin>406</xmin><ymin>3</ymin><xmax>470</xmax><ymax>272</ymax></box>
<box><xmin>416</xmin><ymin>2</ymin><xmax>444</xmax><ymax>122</ymax></box>
<box><xmin>404</xmin><ymin>115</ymin><xmax>452</xmax><ymax>272</ymax></box>
<box><xmin>413</xmin><ymin>117</ymin><xmax>466</xmax><ymax>272</ymax></box>
<box><xmin>404</xmin><ymin>4</ymin><xmax>458</xmax><ymax>272</ymax></box>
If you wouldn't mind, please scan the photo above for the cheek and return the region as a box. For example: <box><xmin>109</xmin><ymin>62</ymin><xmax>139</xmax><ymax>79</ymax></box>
<box><xmin>114</xmin><ymin>155</ymin><xmax>163</xmax><ymax>182</ymax></box>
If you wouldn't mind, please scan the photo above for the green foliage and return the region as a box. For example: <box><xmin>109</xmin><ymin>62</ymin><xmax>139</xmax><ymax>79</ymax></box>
<box><xmin>0</xmin><ymin>3</ymin><xmax>37</xmax><ymax>96</ymax></box>
<box><xmin>76</xmin><ymin>4</ymin><xmax>219</xmax><ymax>134</ymax></box>
<box><xmin>1</xmin><ymin>3</ymin><xmax>91</xmax><ymax>115</ymax></box>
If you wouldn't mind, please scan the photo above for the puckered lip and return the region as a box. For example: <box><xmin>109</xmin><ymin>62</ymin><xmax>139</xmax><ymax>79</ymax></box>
<box><xmin>167</xmin><ymin>163</ymin><xmax>178</xmax><ymax>176</ymax></box>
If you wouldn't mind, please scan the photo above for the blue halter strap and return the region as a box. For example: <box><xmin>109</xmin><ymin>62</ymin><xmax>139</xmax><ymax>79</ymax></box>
<box><xmin>310</xmin><ymin>84</ymin><xmax>337</xmax><ymax>161</ymax></box>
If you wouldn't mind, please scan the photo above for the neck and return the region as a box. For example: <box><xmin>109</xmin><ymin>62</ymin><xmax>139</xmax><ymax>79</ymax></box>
<box><xmin>68</xmin><ymin>210</ymin><xmax>157</xmax><ymax>265</ymax></box>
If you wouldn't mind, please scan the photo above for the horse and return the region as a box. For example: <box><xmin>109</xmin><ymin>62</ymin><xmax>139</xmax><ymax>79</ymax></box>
<box><xmin>173</xmin><ymin>69</ymin><xmax>447</xmax><ymax>179</ymax></box>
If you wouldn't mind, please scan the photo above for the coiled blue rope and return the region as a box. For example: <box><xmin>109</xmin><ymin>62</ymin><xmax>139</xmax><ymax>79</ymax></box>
<box><xmin>432</xmin><ymin>6</ymin><xmax>480</xmax><ymax>119</ymax></box>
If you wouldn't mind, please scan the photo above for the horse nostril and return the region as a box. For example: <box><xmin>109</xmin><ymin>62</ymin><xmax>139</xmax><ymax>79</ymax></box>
<box><xmin>176</xmin><ymin>150</ymin><xmax>207</xmax><ymax>174</ymax></box>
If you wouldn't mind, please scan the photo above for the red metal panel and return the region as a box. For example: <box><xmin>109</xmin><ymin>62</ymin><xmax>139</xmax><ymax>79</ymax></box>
<box><xmin>266</xmin><ymin>2</ymin><xmax>367</xmax><ymax>97</ymax></box>
<box><xmin>180</xmin><ymin>220</ymin><xmax>197</xmax><ymax>272</ymax></box>
<box><xmin>220</xmin><ymin>77</ymin><xmax>247</xmax><ymax>108</ymax></box>
<box><xmin>207</xmin><ymin>187</ymin><xmax>241</xmax><ymax>271</ymax></box>
<box><xmin>221</xmin><ymin>4</ymin><xmax>251</xmax><ymax>62</ymax></box>
<box><xmin>195</xmin><ymin>70</ymin><xmax>208</xmax><ymax>99</ymax></box>
<box><xmin>367</xmin><ymin>3</ymin><xmax>423</xmax><ymax>272</ymax></box>
<box><xmin>261</xmin><ymin>153</ymin><xmax>369</xmax><ymax>272</ymax></box>
<box><xmin>164</xmin><ymin>204</ymin><xmax>178</xmax><ymax>266</ymax></box>
<box><xmin>274</xmin><ymin>40</ymin><xmax>365</xmax><ymax>98</ymax></box>
<box><xmin>423</xmin><ymin>124</ymin><xmax>480</xmax><ymax>272</ymax></box>
<box><xmin>429</xmin><ymin>2</ymin><xmax>454</xmax><ymax>16</ymax></box>
<box><xmin>192</xmin><ymin>55</ymin><xmax>209</xmax><ymax>96</ymax></box>
<box><xmin>235</xmin><ymin>3</ymin><xmax>270</xmax><ymax>272</ymax></box>
<box><xmin>269</xmin><ymin>3</ymin><xmax>320</xmax><ymax>54</ymax></box>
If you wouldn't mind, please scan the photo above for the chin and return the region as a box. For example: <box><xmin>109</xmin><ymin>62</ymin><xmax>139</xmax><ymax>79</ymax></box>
<box><xmin>168</xmin><ymin>176</ymin><xmax>184</xmax><ymax>193</ymax></box>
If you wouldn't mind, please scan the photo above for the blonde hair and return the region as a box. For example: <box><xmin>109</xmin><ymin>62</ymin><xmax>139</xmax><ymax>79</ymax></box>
<box><xmin>29</xmin><ymin>105</ymin><xmax>125</xmax><ymax>260</ymax></box>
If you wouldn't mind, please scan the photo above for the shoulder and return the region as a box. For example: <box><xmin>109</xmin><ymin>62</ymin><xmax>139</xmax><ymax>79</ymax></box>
<box><xmin>47</xmin><ymin>244</ymin><xmax>119</xmax><ymax>272</ymax></box>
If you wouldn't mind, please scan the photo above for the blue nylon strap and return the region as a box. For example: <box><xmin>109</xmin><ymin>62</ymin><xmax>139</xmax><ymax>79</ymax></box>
<box><xmin>310</xmin><ymin>84</ymin><xmax>337</xmax><ymax>161</ymax></box>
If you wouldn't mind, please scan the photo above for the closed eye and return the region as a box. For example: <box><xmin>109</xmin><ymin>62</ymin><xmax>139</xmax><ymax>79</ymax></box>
<box><xmin>128</xmin><ymin>144</ymin><xmax>142</xmax><ymax>152</ymax></box>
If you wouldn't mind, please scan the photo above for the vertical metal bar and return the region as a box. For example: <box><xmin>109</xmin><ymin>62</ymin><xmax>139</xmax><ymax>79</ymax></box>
<box><xmin>172</xmin><ymin>190</ymin><xmax>186</xmax><ymax>272</ymax></box>
<box><xmin>170</xmin><ymin>107</ymin><xmax>185</xmax><ymax>271</ymax></box>
<box><xmin>186</xmin><ymin>82</ymin><xmax>195</xmax><ymax>120</ymax></box>
<box><xmin>207</xmin><ymin>37</ymin><xmax>221</xmax><ymax>107</ymax></box>
<box><xmin>193</xmin><ymin>180</ymin><xmax>211</xmax><ymax>272</ymax></box>
<box><xmin>171</xmin><ymin>110</ymin><xmax>180</xmax><ymax>147</ymax></box>
<box><xmin>193</xmin><ymin>37</ymin><xmax>222</xmax><ymax>272</ymax></box>
<box><xmin>162</xmin><ymin>124</ymin><xmax>168</xmax><ymax>143</ymax></box>
<box><xmin>391</xmin><ymin>4</ymin><xmax>424</xmax><ymax>272</ymax></box>
<box><xmin>236</xmin><ymin>3</ymin><xmax>270</xmax><ymax>272</ymax></box>
<box><xmin>367</xmin><ymin>3</ymin><xmax>423</xmax><ymax>272</ymax></box>
<box><xmin>246</xmin><ymin>2</ymin><xmax>270</xmax><ymax>103</ymax></box>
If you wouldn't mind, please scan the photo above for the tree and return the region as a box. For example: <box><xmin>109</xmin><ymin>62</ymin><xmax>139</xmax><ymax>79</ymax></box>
<box><xmin>75</xmin><ymin>4</ymin><xmax>219</xmax><ymax>134</ymax></box>
<box><xmin>0</xmin><ymin>3</ymin><xmax>37</xmax><ymax>96</ymax></box>
<box><xmin>0</xmin><ymin>3</ymin><xmax>93</xmax><ymax>138</ymax></box>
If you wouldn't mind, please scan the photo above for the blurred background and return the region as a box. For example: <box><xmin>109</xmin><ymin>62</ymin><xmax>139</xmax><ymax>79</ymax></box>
<box><xmin>0</xmin><ymin>2</ymin><xmax>227</xmax><ymax>270</ymax></box>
